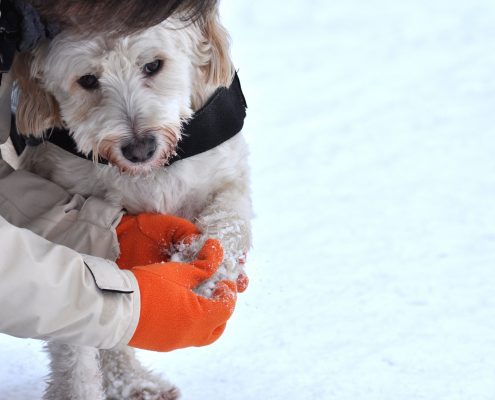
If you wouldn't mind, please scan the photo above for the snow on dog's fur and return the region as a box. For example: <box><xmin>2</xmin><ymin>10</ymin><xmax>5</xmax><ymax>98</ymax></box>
<box><xmin>12</xmin><ymin>7</ymin><xmax>251</xmax><ymax>400</ymax></box>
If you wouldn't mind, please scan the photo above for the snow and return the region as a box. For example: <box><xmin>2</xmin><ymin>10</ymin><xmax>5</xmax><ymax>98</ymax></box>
<box><xmin>2</xmin><ymin>0</ymin><xmax>495</xmax><ymax>398</ymax></box>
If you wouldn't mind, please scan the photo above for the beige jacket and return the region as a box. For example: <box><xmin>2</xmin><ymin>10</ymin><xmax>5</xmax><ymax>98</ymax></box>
<box><xmin>0</xmin><ymin>73</ymin><xmax>140</xmax><ymax>348</ymax></box>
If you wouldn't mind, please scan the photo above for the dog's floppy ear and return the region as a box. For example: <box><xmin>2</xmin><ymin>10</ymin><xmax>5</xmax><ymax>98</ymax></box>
<box><xmin>200</xmin><ymin>9</ymin><xmax>234</xmax><ymax>87</ymax></box>
<box><xmin>12</xmin><ymin>52</ymin><xmax>62</xmax><ymax>137</ymax></box>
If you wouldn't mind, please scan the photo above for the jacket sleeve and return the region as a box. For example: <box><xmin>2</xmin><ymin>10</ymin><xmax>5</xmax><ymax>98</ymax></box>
<box><xmin>0</xmin><ymin>160</ymin><xmax>123</xmax><ymax>260</ymax></box>
<box><xmin>0</xmin><ymin>159</ymin><xmax>141</xmax><ymax>348</ymax></box>
<box><xmin>0</xmin><ymin>215</ymin><xmax>140</xmax><ymax>348</ymax></box>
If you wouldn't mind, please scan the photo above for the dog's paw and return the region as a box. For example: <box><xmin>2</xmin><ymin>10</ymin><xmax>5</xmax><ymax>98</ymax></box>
<box><xmin>124</xmin><ymin>385</ymin><xmax>180</xmax><ymax>400</ymax></box>
<box><xmin>169</xmin><ymin>234</ymin><xmax>246</xmax><ymax>298</ymax></box>
<box><xmin>105</xmin><ymin>372</ymin><xmax>180</xmax><ymax>400</ymax></box>
<box><xmin>169</xmin><ymin>235</ymin><xmax>206</xmax><ymax>263</ymax></box>
<box><xmin>107</xmin><ymin>379</ymin><xmax>180</xmax><ymax>400</ymax></box>
<box><xmin>101</xmin><ymin>347</ymin><xmax>180</xmax><ymax>400</ymax></box>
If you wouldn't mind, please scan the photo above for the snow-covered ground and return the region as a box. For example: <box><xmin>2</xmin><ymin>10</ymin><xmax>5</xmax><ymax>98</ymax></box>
<box><xmin>2</xmin><ymin>0</ymin><xmax>495</xmax><ymax>398</ymax></box>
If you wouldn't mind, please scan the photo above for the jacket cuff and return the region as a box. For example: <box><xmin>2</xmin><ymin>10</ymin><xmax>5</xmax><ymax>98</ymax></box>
<box><xmin>117</xmin><ymin>270</ymin><xmax>141</xmax><ymax>348</ymax></box>
<box><xmin>82</xmin><ymin>254</ymin><xmax>141</xmax><ymax>348</ymax></box>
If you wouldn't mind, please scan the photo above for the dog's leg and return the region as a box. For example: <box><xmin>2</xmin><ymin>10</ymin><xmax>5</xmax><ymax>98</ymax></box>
<box><xmin>193</xmin><ymin>178</ymin><xmax>252</xmax><ymax>297</ymax></box>
<box><xmin>44</xmin><ymin>342</ymin><xmax>105</xmax><ymax>400</ymax></box>
<box><xmin>100</xmin><ymin>346</ymin><xmax>179</xmax><ymax>400</ymax></box>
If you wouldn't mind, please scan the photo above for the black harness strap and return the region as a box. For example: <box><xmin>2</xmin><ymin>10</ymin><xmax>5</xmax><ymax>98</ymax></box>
<box><xmin>11</xmin><ymin>72</ymin><xmax>247</xmax><ymax>166</ymax></box>
<box><xmin>170</xmin><ymin>72</ymin><xmax>247</xmax><ymax>164</ymax></box>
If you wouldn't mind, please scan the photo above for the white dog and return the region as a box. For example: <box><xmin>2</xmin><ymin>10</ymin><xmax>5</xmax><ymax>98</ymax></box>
<box><xmin>11</xmin><ymin>6</ymin><xmax>251</xmax><ymax>400</ymax></box>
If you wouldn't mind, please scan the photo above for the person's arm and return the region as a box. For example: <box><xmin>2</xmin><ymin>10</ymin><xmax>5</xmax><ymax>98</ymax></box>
<box><xmin>0</xmin><ymin>214</ymin><xmax>237</xmax><ymax>351</ymax></box>
<box><xmin>0</xmin><ymin>215</ymin><xmax>139</xmax><ymax>348</ymax></box>
<box><xmin>0</xmin><ymin>144</ymin><xmax>139</xmax><ymax>347</ymax></box>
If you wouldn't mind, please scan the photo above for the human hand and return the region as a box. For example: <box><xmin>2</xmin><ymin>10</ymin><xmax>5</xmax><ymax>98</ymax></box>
<box><xmin>116</xmin><ymin>213</ymin><xmax>201</xmax><ymax>269</ymax></box>
<box><xmin>126</xmin><ymin>238</ymin><xmax>237</xmax><ymax>352</ymax></box>
<box><xmin>116</xmin><ymin>213</ymin><xmax>237</xmax><ymax>352</ymax></box>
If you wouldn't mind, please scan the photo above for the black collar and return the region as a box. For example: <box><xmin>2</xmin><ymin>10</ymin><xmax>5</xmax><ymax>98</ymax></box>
<box><xmin>11</xmin><ymin>72</ymin><xmax>247</xmax><ymax>166</ymax></box>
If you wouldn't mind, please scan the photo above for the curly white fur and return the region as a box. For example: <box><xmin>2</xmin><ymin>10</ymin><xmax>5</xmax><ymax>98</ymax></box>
<box><xmin>12</xmin><ymin>9</ymin><xmax>251</xmax><ymax>400</ymax></box>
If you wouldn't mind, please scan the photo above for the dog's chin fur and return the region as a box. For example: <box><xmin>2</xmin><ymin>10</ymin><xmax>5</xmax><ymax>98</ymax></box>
<box><xmin>12</xmin><ymin>9</ymin><xmax>251</xmax><ymax>400</ymax></box>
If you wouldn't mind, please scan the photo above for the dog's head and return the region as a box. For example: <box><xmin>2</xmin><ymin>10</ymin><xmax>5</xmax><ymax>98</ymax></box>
<box><xmin>13</xmin><ymin>10</ymin><xmax>233</xmax><ymax>175</ymax></box>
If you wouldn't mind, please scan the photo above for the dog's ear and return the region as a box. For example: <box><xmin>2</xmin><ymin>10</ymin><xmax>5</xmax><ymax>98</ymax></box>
<box><xmin>200</xmin><ymin>9</ymin><xmax>234</xmax><ymax>87</ymax></box>
<box><xmin>12</xmin><ymin>52</ymin><xmax>63</xmax><ymax>137</ymax></box>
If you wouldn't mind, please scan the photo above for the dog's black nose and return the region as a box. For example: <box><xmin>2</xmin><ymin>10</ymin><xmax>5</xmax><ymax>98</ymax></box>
<box><xmin>121</xmin><ymin>136</ymin><xmax>157</xmax><ymax>163</ymax></box>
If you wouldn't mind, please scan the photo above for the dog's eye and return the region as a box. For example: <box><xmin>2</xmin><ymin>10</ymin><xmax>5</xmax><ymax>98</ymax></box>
<box><xmin>77</xmin><ymin>74</ymin><xmax>99</xmax><ymax>90</ymax></box>
<box><xmin>143</xmin><ymin>60</ymin><xmax>163</xmax><ymax>76</ymax></box>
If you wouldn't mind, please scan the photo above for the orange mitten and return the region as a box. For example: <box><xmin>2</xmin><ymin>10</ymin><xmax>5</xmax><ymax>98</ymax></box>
<box><xmin>127</xmin><ymin>239</ymin><xmax>237</xmax><ymax>352</ymax></box>
<box><xmin>116</xmin><ymin>213</ymin><xmax>200</xmax><ymax>269</ymax></box>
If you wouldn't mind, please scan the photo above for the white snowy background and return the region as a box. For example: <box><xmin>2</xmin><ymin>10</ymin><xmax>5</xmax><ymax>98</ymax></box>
<box><xmin>1</xmin><ymin>0</ymin><xmax>495</xmax><ymax>398</ymax></box>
